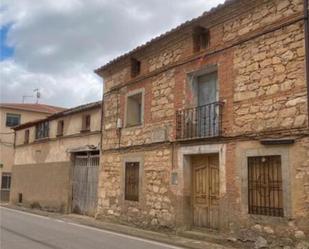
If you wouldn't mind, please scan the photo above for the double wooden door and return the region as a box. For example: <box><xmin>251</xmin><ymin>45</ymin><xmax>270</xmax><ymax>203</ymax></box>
<box><xmin>72</xmin><ymin>152</ymin><xmax>99</xmax><ymax>216</ymax></box>
<box><xmin>192</xmin><ymin>154</ymin><xmax>220</xmax><ymax>229</ymax></box>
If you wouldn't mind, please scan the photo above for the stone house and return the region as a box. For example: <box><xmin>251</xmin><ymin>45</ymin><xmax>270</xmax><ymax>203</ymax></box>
<box><xmin>95</xmin><ymin>0</ymin><xmax>309</xmax><ymax>241</ymax></box>
<box><xmin>0</xmin><ymin>103</ymin><xmax>65</xmax><ymax>202</ymax></box>
<box><xmin>11</xmin><ymin>101</ymin><xmax>102</xmax><ymax>215</ymax></box>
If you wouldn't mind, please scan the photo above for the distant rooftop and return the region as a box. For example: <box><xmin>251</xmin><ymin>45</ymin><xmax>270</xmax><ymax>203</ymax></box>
<box><xmin>13</xmin><ymin>101</ymin><xmax>102</xmax><ymax>130</ymax></box>
<box><xmin>0</xmin><ymin>103</ymin><xmax>66</xmax><ymax>114</ymax></box>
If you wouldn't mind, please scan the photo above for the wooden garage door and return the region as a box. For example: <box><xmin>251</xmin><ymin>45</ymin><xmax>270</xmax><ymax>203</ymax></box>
<box><xmin>192</xmin><ymin>154</ymin><xmax>219</xmax><ymax>229</ymax></box>
<box><xmin>72</xmin><ymin>152</ymin><xmax>99</xmax><ymax>216</ymax></box>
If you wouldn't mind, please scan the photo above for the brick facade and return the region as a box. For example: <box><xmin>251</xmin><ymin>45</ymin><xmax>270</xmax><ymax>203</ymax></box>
<box><xmin>96</xmin><ymin>0</ymin><xmax>309</xmax><ymax>244</ymax></box>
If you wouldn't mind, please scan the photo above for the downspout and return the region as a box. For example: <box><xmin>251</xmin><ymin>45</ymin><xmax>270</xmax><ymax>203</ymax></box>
<box><xmin>99</xmin><ymin>98</ymin><xmax>104</xmax><ymax>152</ymax></box>
<box><xmin>305</xmin><ymin>0</ymin><xmax>309</xmax><ymax>126</ymax></box>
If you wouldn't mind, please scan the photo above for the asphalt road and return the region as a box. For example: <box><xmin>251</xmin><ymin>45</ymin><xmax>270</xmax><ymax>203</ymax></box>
<box><xmin>0</xmin><ymin>207</ymin><xmax>182</xmax><ymax>249</ymax></box>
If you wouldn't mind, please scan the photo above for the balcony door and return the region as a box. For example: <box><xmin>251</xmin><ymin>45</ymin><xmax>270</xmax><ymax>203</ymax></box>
<box><xmin>197</xmin><ymin>72</ymin><xmax>218</xmax><ymax>137</ymax></box>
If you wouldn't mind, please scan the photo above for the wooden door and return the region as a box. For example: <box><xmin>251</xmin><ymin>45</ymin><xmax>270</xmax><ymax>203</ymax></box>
<box><xmin>72</xmin><ymin>152</ymin><xmax>99</xmax><ymax>216</ymax></box>
<box><xmin>192</xmin><ymin>154</ymin><xmax>219</xmax><ymax>229</ymax></box>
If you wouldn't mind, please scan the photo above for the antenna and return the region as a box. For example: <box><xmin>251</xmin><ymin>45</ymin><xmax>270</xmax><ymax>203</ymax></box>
<box><xmin>33</xmin><ymin>89</ymin><xmax>41</xmax><ymax>104</ymax></box>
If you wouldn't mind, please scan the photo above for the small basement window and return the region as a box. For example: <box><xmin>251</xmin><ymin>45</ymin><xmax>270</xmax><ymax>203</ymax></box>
<box><xmin>192</xmin><ymin>26</ymin><xmax>210</xmax><ymax>53</ymax></box>
<box><xmin>35</xmin><ymin>121</ymin><xmax>49</xmax><ymax>139</ymax></box>
<box><xmin>6</xmin><ymin>113</ymin><xmax>21</xmax><ymax>127</ymax></box>
<box><xmin>57</xmin><ymin>120</ymin><xmax>64</xmax><ymax>136</ymax></box>
<box><xmin>131</xmin><ymin>58</ymin><xmax>141</xmax><ymax>78</ymax></box>
<box><xmin>125</xmin><ymin>162</ymin><xmax>140</xmax><ymax>201</ymax></box>
<box><xmin>24</xmin><ymin>129</ymin><xmax>30</xmax><ymax>144</ymax></box>
<box><xmin>81</xmin><ymin>115</ymin><xmax>91</xmax><ymax>132</ymax></box>
<box><xmin>126</xmin><ymin>91</ymin><xmax>143</xmax><ymax>127</ymax></box>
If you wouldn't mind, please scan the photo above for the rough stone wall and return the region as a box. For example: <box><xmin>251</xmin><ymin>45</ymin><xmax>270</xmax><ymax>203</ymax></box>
<box><xmin>97</xmin><ymin>0</ymin><xmax>308</xmax><ymax>237</ymax></box>
<box><xmin>292</xmin><ymin>137</ymin><xmax>309</xmax><ymax>222</ymax></box>
<box><xmin>233</xmin><ymin>22</ymin><xmax>307</xmax><ymax>134</ymax></box>
<box><xmin>101</xmin><ymin>0</ymin><xmax>304</xmax><ymax>93</ymax></box>
<box><xmin>223</xmin><ymin>0</ymin><xmax>303</xmax><ymax>42</ymax></box>
<box><xmin>97</xmin><ymin>147</ymin><xmax>175</xmax><ymax>230</ymax></box>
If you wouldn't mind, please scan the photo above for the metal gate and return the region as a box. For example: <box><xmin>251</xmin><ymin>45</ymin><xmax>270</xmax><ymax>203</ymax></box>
<box><xmin>72</xmin><ymin>152</ymin><xmax>99</xmax><ymax>216</ymax></box>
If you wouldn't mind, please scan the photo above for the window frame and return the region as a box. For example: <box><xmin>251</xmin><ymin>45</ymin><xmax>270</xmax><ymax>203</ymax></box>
<box><xmin>35</xmin><ymin>121</ymin><xmax>49</xmax><ymax>140</ymax></box>
<box><xmin>124</xmin><ymin>162</ymin><xmax>140</xmax><ymax>201</ymax></box>
<box><xmin>122</xmin><ymin>155</ymin><xmax>143</xmax><ymax>203</ymax></box>
<box><xmin>192</xmin><ymin>26</ymin><xmax>210</xmax><ymax>53</ymax></box>
<box><xmin>240</xmin><ymin>148</ymin><xmax>291</xmax><ymax>219</ymax></box>
<box><xmin>247</xmin><ymin>155</ymin><xmax>284</xmax><ymax>217</ymax></box>
<box><xmin>81</xmin><ymin>114</ymin><xmax>91</xmax><ymax>132</ymax></box>
<box><xmin>124</xmin><ymin>89</ymin><xmax>145</xmax><ymax>128</ymax></box>
<box><xmin>24</xmin><ymin>129</ymin><xmax>30</xmax><ymax>144</ymax></box>
<box><xmin>57</xmin><ymin>120</ymin><xmax>64</xmax><ymax>137</ymax></box>
<box><xmin>6</xmin><ymin>113</ymin><xmax>21</xmax><ymax>127</ymax></box>
<box><xmin>131</xmin><ymin>58</ymin><xmax>141</xmax><ymax>78</ymax></box>
<box><xmin>1</xmin><ymin>172</ymin><xmax>11</xmax><ymax>190</ymax></box>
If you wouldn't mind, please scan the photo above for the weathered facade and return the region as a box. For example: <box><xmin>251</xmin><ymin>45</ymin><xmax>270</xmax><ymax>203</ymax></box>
<box><xmin>95</xmin><ymin>0</ymin><xmax>309</xmax><ymax>243</ymax></box>
<box><xmin>0</xmin><ymin>103</ymin><xmax>65</xmax><ymax>202</ymax></box>
<box><xmin>11</xmin><ymin>101</ymin><xmax>102</xmax><ymax>214</ymax></box>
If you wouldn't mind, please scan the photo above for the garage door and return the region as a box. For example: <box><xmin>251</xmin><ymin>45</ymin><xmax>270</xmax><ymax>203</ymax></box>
<box><xmin>72</xmin><ymin>151</ymin><xmax>99</xmax><ymax>216</ymax></box>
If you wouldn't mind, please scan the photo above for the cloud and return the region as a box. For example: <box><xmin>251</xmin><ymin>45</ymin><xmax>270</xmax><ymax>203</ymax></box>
<box><xmin>0</xmin><ymin>60</ymin><xmax>102</xmax><ymax>107</ymax></box>
<box><xmin>0</xmin><ymin>0</ymin><xmax>225</xmax><ymax>107</ymax></box>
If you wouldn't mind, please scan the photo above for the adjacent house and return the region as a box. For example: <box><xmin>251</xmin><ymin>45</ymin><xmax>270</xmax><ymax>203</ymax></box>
<box><xmin>11</xmin><ymin>101</ymin><xmax>102</xmax><ymax>215</ymax></box>
<box><xmin>0</xmin><ymin>103</ymin><xmax>65</xmax><ymax>202</ymax></box>
<box><xmin>95</xmin><ymin>0</ymin><xmax>309</xmax><ymax>239</ymax></box>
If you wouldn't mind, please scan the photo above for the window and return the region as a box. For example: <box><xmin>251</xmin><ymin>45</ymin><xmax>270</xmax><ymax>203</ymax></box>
<box><xmin>1</xmin><ymin>173</ymin><xmax>11</xmax><ymax>190</ymax></box>
<box><xmin>24</xmin><ymin>129</ymin><xmax>30</xmax><ymax>144</ymax></box>
<box><xmin>248</xmin><ymin>156</ymin><xmax>283</xmax><ymax>217</ymax></box>
<box><xmin>125</xmin><ymin>162</ymin><xmax>139</xmax><ymax>201</ymax></box>
<box><xmin>126</xmin><ymin>91</ymin><xmax>143</xmax><ymax>127</ymax></box>
<box><xmin>131</xmin><ymin>58</ymin><xmax>141</xmax><ymax>78</ymax></box>
<box><xmin>192</xmin><ymin>26</ymin><xmax>210</xmax><ymax>53</ymax></box>
<box><xmin>81</xmin><ymin>115</ymin><xmax>91</xmax><ymax>132</ymax></box>
<box><xmin>6</xmin><ymin>113</ymin><xmax>21</xmax><ymax>127</ymax></box>
<box><xmin>57</xmin><ymin>120</ymin><xmax>64</xmax><ymax>136</ymax></box>
<box><xmin>35</xmin><ymin>121</ymin><xmax>49</xmax><ymax>139</ymax></box>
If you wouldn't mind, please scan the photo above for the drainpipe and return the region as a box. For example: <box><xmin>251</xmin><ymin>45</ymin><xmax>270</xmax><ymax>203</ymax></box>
<box><xmin>305</xmin><ymin>0</ymin><xmax>309</xmax><ymax>126</ymax></box>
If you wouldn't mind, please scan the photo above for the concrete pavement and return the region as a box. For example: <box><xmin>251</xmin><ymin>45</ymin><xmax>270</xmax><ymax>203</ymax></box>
<box><xmin>0</xmin><ymin>207</ymin><xmax>183</xmax><ymax>249</ymax></box>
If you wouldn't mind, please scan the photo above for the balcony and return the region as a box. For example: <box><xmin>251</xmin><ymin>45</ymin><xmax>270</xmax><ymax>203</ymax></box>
<box><xmin>176</xmin><ymin>101</ymin><xmax>224</xmax><ymax>140</ymax></box>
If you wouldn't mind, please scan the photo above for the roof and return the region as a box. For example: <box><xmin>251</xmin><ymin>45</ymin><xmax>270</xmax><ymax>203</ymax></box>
<box><xmin>49</xmin><ymin>101</ymin><xmax>101</xmax><ymax>119</ymax></box>
<box><xmin>13</xmin><ymin>101</ymin><xmax>102</xmax><ymax>130</ymax></box>
<box><xmin>0</xmin><ymin>103</ymin><xmax>66</xmax><ymax>114</ymax></box>
<box><xmin>95</xmin><ymin>0</ymin><xmax>238</xmax><ymax>73</ymax></box>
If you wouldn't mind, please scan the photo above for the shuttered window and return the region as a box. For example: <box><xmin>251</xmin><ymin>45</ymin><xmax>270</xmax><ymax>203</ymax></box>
<box><xmin>125</xmin><ymin>162</ymin><xmax>139</xmax><ymax>201</ymax></box>
<box><xmin>57</xmin><ymin>120</ymin><xmax>64</xmax><ymax>136</ymax></box>
<box><xmin>81</xmin><ymin>115</ymin><xmax>91</xmax><ymax>132</ymax></box>
<box><xmin>24</xmin><ymin>129</ymin><xmax>30</xmax><ymax>144</ymax></box>
<box><xmin>248</xmin><ymin>156</ymin><xmax>283</xmax><ymax>217</ymax></box>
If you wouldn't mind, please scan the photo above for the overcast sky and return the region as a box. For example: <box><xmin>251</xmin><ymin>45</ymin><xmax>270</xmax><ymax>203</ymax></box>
<box><xmin>0</xmin><ymin>0</ymin><xmax>225</xmax><ymax>108</ymax></box>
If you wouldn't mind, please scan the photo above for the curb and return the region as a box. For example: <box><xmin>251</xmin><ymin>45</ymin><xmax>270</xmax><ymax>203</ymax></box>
<box><xmin>1</xmin><ymin>204</ymin><xmax>238</xmax><ymax>249</ymax></box>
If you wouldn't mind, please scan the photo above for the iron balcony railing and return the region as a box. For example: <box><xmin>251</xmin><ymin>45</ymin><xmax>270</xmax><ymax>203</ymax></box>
<box><xmin>176</xmin><ymin>101</ymin><xmax>224</xmax><ymax>140</ymax></box>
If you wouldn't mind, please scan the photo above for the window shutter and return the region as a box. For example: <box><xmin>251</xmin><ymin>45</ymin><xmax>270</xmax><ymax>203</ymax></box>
<box><xmin>125</xmin><ymin>162</ymin><xmax>139</xmax><ymax>201</ymax></box>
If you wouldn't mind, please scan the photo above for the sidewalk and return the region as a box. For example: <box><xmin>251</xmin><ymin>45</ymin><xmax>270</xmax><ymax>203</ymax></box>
<box><xmin>1</xmin><ymin>204</ymin><xmax>242</xmax><ymax>249</ymax></box>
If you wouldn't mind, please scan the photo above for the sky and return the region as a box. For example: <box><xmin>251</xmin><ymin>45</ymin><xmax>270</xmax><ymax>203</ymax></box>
<box><xmin>0</xmin><ymin>0</ymin><xmax>225</xmax><ymax>108</ymax></box>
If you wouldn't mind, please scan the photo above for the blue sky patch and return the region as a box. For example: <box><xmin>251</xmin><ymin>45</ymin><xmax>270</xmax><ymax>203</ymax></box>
<box><xmin>0</xmin><ymin>24</ymin><xmax>14</xmax><ymax>60</ymax></box>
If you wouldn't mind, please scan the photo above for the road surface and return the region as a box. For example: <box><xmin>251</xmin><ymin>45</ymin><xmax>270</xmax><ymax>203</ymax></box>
<box><xmin>0</xmin><ymin>207</ymin><xmax>182</xmax><ymax>249</ymax></box>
